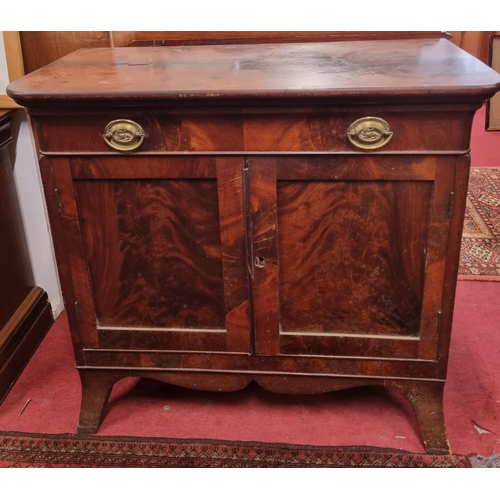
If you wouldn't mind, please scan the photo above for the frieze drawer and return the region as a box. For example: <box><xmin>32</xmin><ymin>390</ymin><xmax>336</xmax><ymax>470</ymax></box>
<box><xmin>30</xmin><ymin>108</ymin><xmax>474</xmax><ymax>155</ymax></box>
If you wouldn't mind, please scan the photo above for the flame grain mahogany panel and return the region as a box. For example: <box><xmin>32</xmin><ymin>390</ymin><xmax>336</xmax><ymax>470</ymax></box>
<box><xmin>277</xmin><ymin>178</ymin><xmax>431</xmax><ymax>336</ymax></box>
<box><xmin>248</xmin><ymin>155</ymin><xmax>455</xmax><ymax>359</ymax></box>
<box><xmin>70</xmin><ymin>155</ymin><xmax>250</xmax><ymax>353</ymax></box>
<box><xmin>75</xmin><ymin>178</ymin><xmax>226</xmax><ymax>330</ymax></box>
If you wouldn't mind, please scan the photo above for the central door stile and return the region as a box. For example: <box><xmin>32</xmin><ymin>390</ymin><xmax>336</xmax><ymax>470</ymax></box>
<box><xmin>247</xmin><ymin>157</ymin><xmax>281</xmax><ymax>355</ymax></box>
<box><xmin>215</xmin><ymin>157</ymin><xmax>252</xmax><ymax>353</ymax></box>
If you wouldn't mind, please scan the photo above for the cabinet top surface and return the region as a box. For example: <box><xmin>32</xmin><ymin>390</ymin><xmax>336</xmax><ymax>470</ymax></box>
<box><xmin>7</xmin><ymin>38</ymin><xmax>500</xmax><ymax>106</ymax></box>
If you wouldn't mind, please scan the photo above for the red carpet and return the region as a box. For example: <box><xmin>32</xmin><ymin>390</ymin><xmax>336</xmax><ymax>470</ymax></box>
<box><xmin>471</xmin><ymin>105</ymin><xmax>500</xmax><ymax>167</ymax></box>
<box><xmin>0</xmin><ymin>105</ymin><xmax>499</xmax><ymax>462</ymax></box>
<box><xmin>0</xmin><ymin>281</ymin><xmax>499</xmax><ymax>459</ymax></box>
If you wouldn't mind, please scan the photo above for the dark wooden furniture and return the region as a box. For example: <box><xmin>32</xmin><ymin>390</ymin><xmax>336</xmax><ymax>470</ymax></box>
<box><xmin>0</xmin><ymin>109</ymin><xmax>54</xmax><ymax>403</ymax></box>
<box><xmin>7</xmin><ymin>39</ymin><xmax>500</xmax><ymax>454</ymax></box>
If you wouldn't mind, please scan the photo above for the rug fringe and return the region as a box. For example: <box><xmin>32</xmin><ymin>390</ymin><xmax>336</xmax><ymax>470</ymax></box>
<box><xmin>468</xmin><ymin>452</ymin><xmax>500</xmax><ymax>468</ymax></box>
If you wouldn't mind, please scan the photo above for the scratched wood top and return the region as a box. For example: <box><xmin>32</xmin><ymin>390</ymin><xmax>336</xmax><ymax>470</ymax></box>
<box><xmin>7</xmin><ymin>38</ymin><xmax>500</xmax><ymax>106</ymax></box>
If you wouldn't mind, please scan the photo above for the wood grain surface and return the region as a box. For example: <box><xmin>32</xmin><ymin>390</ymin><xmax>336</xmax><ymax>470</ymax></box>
<box><xmin>7</xmin><ymin>39</ymin><xmax>500</xmax><ymax>106</ymax></box>
<box><xmin>29</xmin><ymin>106</ymin><xmax>477</xmax><ymax>154</ymax></box>
<box><xmin>277</xmin><ymin>179</ymin><xmax>431</xmax><ymax>336</ymax></box>
<box><xmin>76</xmin><ymin>178</ymin><xmax>225</xmax><ymax>329</ymax></box>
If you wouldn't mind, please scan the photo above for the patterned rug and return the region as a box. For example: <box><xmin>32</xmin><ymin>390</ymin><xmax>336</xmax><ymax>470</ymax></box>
<box><xmin>0</xmin><ymin>431</ymin><xmax>471</xmax><ymax>468</ymax></box>
<box><xmin>459</xmin><ymin>168</ymin><xmax>500</xmax><ymax>280</ymax></box>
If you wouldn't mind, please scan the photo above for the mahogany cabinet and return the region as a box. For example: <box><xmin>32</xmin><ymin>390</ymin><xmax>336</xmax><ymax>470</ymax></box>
<box><xmin>7</xmin><ymin>39</ymin><xmax>500</xmax><ymax>454</ymax></box>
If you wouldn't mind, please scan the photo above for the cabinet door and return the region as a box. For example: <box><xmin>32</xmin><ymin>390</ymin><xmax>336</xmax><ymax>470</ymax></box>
<box><xmin>49</xmin><ymin>155</ymin><xmax>251</xmax><ymax>354</ymax></box>
<box><xmin>248</xmin><ymin>155</ymin><xmax>459</xmax><ymax>360</ymax></box>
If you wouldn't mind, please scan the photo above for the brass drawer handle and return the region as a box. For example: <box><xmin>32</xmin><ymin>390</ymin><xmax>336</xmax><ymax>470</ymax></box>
<box><xmin>103</xmin><ymin>119</ymin><xmax>145</xmax><ymax>152</ymax></box>
<box><xmin>347</xmin><ymin>117</ymin><xmax>393</xmax><ymax>150</ymax></box>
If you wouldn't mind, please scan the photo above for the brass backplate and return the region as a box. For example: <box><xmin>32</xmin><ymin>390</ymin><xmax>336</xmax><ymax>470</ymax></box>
<box><xmin>347</xmin><ymin>117</ymin><xmax>393</xmax><ymax>150</ymax></box>
<box><xmin>103</xmin><ymin>119</ymin><xmax>145</xmax><ymax>152</ymax></box>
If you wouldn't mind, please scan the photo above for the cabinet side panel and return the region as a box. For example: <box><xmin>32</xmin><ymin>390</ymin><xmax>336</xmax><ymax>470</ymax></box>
<box><xmin>75</xmin><ymin>179</ymin><xmax>226</xmax><ymax>329</ymax></box>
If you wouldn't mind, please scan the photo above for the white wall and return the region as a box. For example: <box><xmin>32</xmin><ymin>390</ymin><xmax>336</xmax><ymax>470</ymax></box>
<box><xmin>1</xmin><ymin>33</ymin><xmax>64</xmax><ymax>317</ymax></box>
<box><xmin>0</xmin><ymin>35</ymin><xmax>10</xmax><ymax>95</ymax></box>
